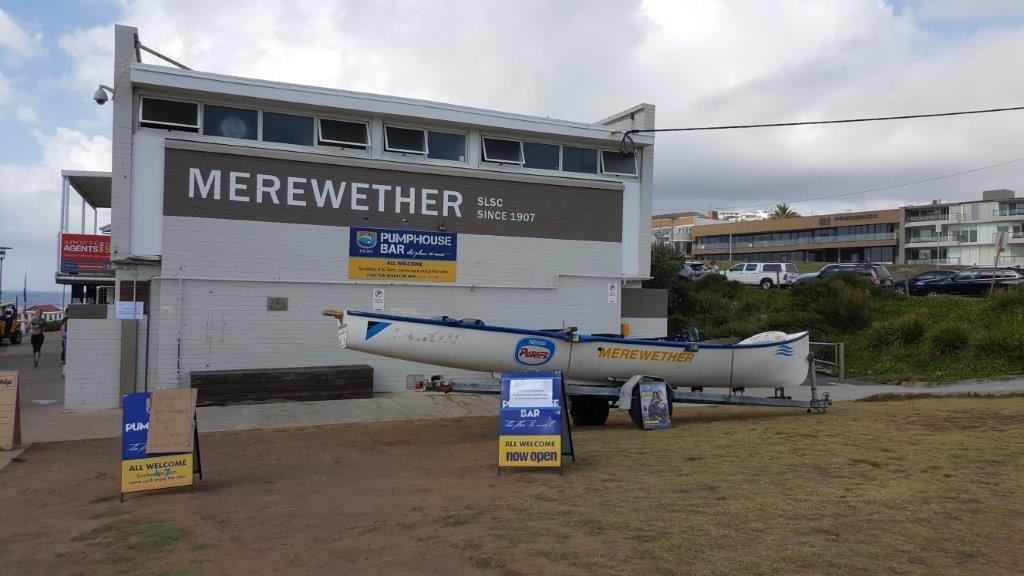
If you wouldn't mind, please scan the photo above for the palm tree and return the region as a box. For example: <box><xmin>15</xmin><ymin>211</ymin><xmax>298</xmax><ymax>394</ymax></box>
<box><xmin>770</xmin><ymin>203</ymin><xmax>800</xmax><ymax>219</ymax></box>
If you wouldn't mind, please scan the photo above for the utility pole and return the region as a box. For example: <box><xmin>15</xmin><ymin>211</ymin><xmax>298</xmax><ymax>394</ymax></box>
<box><xmin>0</xmin><ymin>247</ymin><xmax>10</xmax><ymax>301</ymax></box>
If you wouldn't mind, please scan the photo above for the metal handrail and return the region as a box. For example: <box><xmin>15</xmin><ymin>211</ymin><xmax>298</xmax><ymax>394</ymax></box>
<box><xmin>809</xmin><ymin>341</ymin><xmax>845</xmax><ymax>383</ymax></box>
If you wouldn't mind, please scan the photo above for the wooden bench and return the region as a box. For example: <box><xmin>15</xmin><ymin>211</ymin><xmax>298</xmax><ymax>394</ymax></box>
<box><xmin>190</xmin><ymin>365</ymin><xmax>373</xmax><ymax>406</ymax></box>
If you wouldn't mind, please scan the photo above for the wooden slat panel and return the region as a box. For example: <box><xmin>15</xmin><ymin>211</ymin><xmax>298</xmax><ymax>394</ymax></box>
<box><xmin>190</xmin><ymin>364</ymin><xmax>373</xmax><ymax>406</ymax></box>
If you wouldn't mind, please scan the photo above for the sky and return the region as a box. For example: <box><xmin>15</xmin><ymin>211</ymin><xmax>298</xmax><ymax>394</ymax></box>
<box><xmin>1</xmin><ymin>0</ymin><xmax>1024</xmax><ymax>291</ymax></box>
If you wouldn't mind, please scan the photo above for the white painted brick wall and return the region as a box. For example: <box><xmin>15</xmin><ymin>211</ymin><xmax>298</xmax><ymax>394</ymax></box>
<box><xmin>110</xmin><ymin>25</ymin><xmax>137</xmax><ymax>260</ymax></box>
<box><xmin>161</xmin><ymin>217</ymin><xmax>620</xmax><ymax>285</ymax></box>
<box><xmin>623</xmin><ymin>317</ymin><xmax>667</xmax><ymax>339</ymax></box>
<box><xmin>151</xmin><ymin>216</ymin><xmax>623</xmax><ymax>392</ymax></box>
<box><xmin>150</xmin><ymin>275</ymin><xmax>617</xmax><ymax>392</ymax></box>
<box><xmin>64</xmin><ymin>317</ymin><xmax>122</xmax><ymax>411</ymax></box>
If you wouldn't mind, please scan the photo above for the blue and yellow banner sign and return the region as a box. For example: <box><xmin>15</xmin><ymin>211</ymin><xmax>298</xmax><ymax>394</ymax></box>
<box><xmin>499</xmin><ymin>372</ymin><xmax>563</xmax><ymax>468</ymax></box>
<box><xmin>121</xmin><ymin>392</ymin><xmax>194</xmax><ymax>494</ymax></box>
<box><xmin>348</xmin><ymin>227</ymin><xmax>457</xmax><ymax>282</ymax></box>
<box><xmin>122</xmin><ymin>392</ymin><xmax>151</xmax><ymax>460</ymax></box>
<box><xmin>121</xmin><ymin>454</ymin><xmax>194</xmax><ymax>494</ymax></box>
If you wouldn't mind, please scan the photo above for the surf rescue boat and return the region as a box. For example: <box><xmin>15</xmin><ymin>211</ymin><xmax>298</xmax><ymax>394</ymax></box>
<box><xmin>322</xmin><ymin>310</ymin><xmax>809</xmax><ymax>389</ymax></box>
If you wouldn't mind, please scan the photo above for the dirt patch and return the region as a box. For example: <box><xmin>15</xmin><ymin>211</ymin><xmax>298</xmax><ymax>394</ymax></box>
<box><xmin>2</xmin><ymin>398</ymin><xmax>1023</xmax><ymax>576</ymax></box>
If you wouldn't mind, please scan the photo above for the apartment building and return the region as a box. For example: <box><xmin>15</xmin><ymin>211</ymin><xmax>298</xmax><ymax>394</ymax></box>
<box><xmin>902</xmin><ymin>189</ymin><xmax>1023</xmax><ymax>265</ymax></box>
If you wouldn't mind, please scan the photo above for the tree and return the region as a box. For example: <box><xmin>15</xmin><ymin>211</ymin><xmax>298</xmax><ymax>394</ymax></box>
<box><xmin>770</xmin><ymin>203</ymin><xmax>800</xmax><ymax>219</ymax></box>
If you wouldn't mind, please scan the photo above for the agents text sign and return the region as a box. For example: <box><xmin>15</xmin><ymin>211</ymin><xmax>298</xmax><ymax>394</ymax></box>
<box><xmin>59</xmin><ymin>233</ymin><xmax>113</xmax><ymax>278</ymax></box>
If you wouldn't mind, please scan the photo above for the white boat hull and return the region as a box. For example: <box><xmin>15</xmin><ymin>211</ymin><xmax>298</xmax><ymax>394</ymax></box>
<box><xmin>325</xmin><ymin>310</ymin><xmax>810</xmax><ymax>389</ymax></box>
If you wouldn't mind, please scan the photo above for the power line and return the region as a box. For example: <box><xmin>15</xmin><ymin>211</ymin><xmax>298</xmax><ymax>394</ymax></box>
<box><xmin>619</xmin><ymin>104</ymin><xmax>1024</xmax><ymax>154</ymax></box>
<box><xmin>632</xmin><ymin>105</ymin><xmax>1024</xmax><ymax>134</ymax></box>
<box><xmin>711</xmin><ymin>155</ymin><xmax>1024</xmax><ymax>212</ymax></box>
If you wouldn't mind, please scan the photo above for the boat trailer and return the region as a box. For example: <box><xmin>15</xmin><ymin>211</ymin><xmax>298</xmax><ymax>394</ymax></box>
<box><xmin>426</xmin><ymin>354</ymin><xmax>830</xmax><ymax>427</ymax></box>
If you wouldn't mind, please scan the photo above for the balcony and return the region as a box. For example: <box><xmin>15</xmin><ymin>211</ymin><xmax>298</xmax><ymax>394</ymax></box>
<box><xmin>905</xmin><ymin>257</ymin><xmax>961</xmax><ymax>265</ymax></box>
<box><xmin>906</xmin><ymin>212</ymin><xmax>950</xmax><ymax>222</ymax></box>
<box><xmin>697</xmin><ymin>232</ymin><xmax>896</xmax><ymax>251</ymax></box>
<box><xmin>994</xmin><ymin>207</ymin><xmax>1024</xmax><ymax>218</ymax></box>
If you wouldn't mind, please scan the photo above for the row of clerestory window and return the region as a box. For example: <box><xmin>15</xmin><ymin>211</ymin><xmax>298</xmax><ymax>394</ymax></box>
<box><xmin>140</xmin><ymin>96</ymin><xmax>636</xmax><ymax>176</ymax></box>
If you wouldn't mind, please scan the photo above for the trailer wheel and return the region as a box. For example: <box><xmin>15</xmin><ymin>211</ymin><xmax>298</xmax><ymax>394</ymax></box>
<box><xmin>628</xmin><ymin>383</ymin><xmax>675</xmax><ymax>428</ymax></box>
<box><xmin>570</xmin><ymin>396</ymin><xmax>609</xmax><ymax>426</ymax></box>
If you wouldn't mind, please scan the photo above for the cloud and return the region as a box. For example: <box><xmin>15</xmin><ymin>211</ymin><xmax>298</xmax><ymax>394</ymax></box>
<box><xmin>21</xmin><ymin>1</ymin><xmax>1022</xmax><ymax>292</ymax></box>
<box><xmin>98</xmin><ymin>1</ymin><xmax>1023</xmax><ymax>215</ymax></box>
<box><xmin>0</xmin><ymin>128</ymin><xmax>111</xmax><ymax>293</ymax></box>
<box><xmin>57</xmin><ymin>24</ymin><xmax>114</xmax><ymax>91</ymax></box>
<box><xmin>15</xmin><ymin>105</ymin><xmax>38</xmax><ymax>123</ymax></box>
<box><xmin>0</xmin><ymin>8</ymin><xmax>44</xmax><ymax>64</ymax></box>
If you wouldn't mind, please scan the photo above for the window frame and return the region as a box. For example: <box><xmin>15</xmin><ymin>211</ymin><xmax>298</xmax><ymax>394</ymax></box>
<box><xmin>600</xmin><ymin>149</ymin><xmax>638</xmax><ymax>177</ymax></box>
<box><xmin>260</xmin><ymin>110</ymin><xmax>316</xmax><ymax>147</ymax></box>
<box><xmin>138</xmin><ymin>96</ymin><xmax>201</xmax><ymax>131</ymax></box>
<box><xmin>317</xmin><ymin>117</ymin><xmax>371</xmax><ymax>149</ymax></box>
<box><xmin>201</xmin><ymin>103</ymin><xmax>261</xmax><ymax>141</ymax></box>
<box><xmin>481</xmin><ymin>136</ymin><xmax>525</xmax><ymax>165</ymax></box>
<box><xmin>384</xmin><ymin>124</ymin><xmax>428</xmax><ymax>156</ymax></box>
<box><xmin>426</xmin><ymin>129</ymin><xmax>469</xmax><ymax>162</ymax></box>
<box><xmin>522</xmin><ymin>141</ymin><xmax>561</xmax><ymax>171</ymax></box>
<box><xmin>560</xmin><ymin>145</ymin><xmax>600</xmax><ymax>175</ymax></box>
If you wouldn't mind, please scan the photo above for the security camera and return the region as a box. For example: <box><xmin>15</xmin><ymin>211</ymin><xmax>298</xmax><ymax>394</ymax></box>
<box><xmin>93</xmin><ymin>85</ymin><xmax>112</xmax><ymax>105</ymax></box>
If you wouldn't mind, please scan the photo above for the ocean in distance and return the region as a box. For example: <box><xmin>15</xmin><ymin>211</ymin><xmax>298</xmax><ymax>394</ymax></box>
<box><xmin>0</xmin><ymin>290</ymin><xmax>69</xmax><ymax>309</ymax></box>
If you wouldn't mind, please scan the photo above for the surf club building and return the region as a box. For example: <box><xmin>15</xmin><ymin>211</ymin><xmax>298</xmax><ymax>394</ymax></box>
<box><xmin>62</xmin><ymin>25</ymin><xmax>660</xmax><ymax>410</ymax></box>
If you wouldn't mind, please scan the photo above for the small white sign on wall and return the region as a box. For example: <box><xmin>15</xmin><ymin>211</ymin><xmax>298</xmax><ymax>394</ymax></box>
<box><xmin>372</xmin><ymin>288</ymin><xmax>385</xmax><ymax>312</ymax></box>
<box><xmin>115</xmin><ymin>301</ymin><xmax>145</xmax><ymax>320</ymax></box>
<box><xmin>607</xmin><ymin>282</ymin><xmax>619</xmax><ymax>304</ymax></box>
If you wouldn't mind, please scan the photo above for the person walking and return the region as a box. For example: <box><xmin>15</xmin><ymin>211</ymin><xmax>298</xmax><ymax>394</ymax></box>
<box><xmin>29</xmin><ymin>310</ymin><xmax>45</xmax><ymax>367</ymax></box>
<box><xmin>60</xmin><ymin>316</ymin><xmax>68</xmax><ymax>364</ymax></box>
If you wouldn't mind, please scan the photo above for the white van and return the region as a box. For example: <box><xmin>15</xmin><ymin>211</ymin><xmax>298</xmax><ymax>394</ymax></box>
<box><xmin>725</xmin><ymin>262</ymin><xmax>800</xmax><ymax>289</ymax></box>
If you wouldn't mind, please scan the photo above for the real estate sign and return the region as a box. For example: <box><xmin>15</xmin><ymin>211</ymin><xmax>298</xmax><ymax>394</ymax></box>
<box><xmin>59</xmin><ymin>233</ymin><xmax>113</xmax><ymax>278</ymax></box>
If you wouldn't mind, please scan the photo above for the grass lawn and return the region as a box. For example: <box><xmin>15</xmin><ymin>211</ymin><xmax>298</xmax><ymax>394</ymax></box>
<box><xmin>3</xmin><ymin>397</ymin><xmax>1023</xmax><ymax>575</ymax></box>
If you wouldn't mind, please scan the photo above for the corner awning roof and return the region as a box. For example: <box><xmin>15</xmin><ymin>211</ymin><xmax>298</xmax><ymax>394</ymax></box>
<box><xmin>62</xmin><ymin>170</ymin><xmax>112</xmax><ymax>208</ymax></box>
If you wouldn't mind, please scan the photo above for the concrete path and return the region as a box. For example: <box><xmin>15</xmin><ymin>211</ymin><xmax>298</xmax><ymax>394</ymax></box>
<box><xmin>2</xmin><ymin>334</ymin><xmax>1023</xmax><ymax>454</ymax></box>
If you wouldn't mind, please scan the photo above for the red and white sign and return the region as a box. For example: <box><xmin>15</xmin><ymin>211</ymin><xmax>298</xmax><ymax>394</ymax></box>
<box><xmin>59</xmin><ymin>234</ymin><xmax>113</xmax><ymax>277</ymax></box>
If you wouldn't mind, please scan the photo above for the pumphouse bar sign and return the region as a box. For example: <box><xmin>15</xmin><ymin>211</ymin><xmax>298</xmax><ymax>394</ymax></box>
<box><xmin>163</xmin><ymin>147</ymin><xmax>623</xmax><ymax>242</ymax></box>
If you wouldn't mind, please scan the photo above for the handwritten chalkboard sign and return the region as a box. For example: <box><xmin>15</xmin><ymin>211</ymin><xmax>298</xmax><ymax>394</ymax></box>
<box><xmin>0</xmin><ymin>371</ymin><xmax>22</xmax><ymax>451</ymax></box>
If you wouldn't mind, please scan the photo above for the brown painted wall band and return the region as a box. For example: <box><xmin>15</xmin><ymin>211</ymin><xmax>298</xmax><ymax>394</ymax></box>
<box><xmin>163</xmin><ymin>148</ymin><xmax>624</xmax><ymax>242</ymax></box>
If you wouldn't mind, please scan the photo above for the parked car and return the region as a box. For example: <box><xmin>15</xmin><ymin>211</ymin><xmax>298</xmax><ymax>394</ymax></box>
<box><xmin>677</xmin><ymin>261</ymin><xmax>715</xmax><ymax>281</ymax></box>
<box><xmin>915</xmin><ymin>267</ymin><xmax>1024</xmax><ymax>296</ymax></box>
<box><xmin>791</xmin><ymin>263</ymin><xmax>882</xmax><ymax>286</ymax></box>
<box><xmin>724</xmin><ymin>262</ymin><xmax>800</xmax><ymax>289</ymax></box>
<box><xmin>897</xmin><ymin>270</ymin><xmax>956</xmax><ymax>295</ymax></box>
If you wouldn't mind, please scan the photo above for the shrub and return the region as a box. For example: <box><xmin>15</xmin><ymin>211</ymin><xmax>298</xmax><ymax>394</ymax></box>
<box><xmin>817</xmin><ymin>279</ymin><xmax>873</xmax><ymax>333</ymax></box>
<box><xmin>765</xmin><ymin>310</ymin><xmax>827</xmax><ymax>335</ymax></box>
<box><xmin>693</xmin><ymin>273</ymin><xmax>744</xmax><ymax>298</ymax></box>
<box><xmin>984</xmin><ymin>286</ymin><xmax>1024</xmax><ymax>315</ymax></box>
<box><xmin>970</xmin><ymin>328</ymin><xmax>1024</xmax><ymax>357</ymax></box>
<box><xmin>867</xmin><ymin>316</ymin><xmax>927</xmax><ymax>349</ymax></box>
<box><xmin>925</xmin><ymin>322</ymin><xmax>969</xmax><ymax>356</ymax></box>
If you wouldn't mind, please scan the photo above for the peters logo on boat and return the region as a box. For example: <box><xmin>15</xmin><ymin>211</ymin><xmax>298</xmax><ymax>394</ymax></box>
<box><xmin>514</xmin><ymin>338</ymin><xmax>555</xmax><ymax>366</ymax></box>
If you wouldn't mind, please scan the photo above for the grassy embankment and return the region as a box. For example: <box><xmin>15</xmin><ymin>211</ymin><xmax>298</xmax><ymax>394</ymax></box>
<box><xmin>648</xmin><ymin>246</ymin><xmax>1024</xmax><ymax>382</ymax></box>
